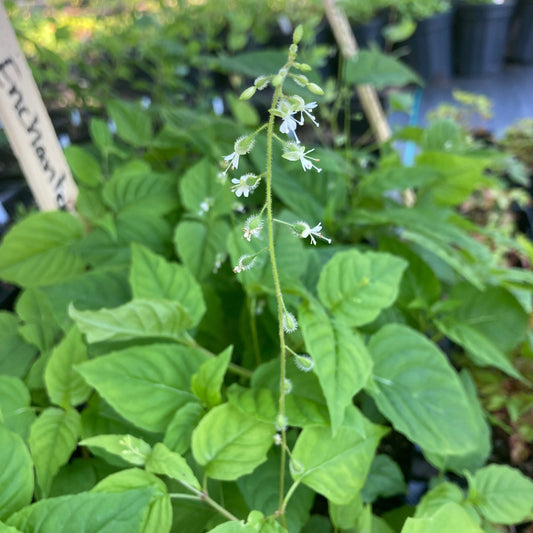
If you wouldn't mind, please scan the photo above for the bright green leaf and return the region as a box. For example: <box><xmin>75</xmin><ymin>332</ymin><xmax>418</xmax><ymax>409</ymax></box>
<box><xmin>80</xmin><ymin>434</ymin><xmax>152</xmax><ymax>467</ymax></box>
<box><xmin>77</xmin><ymin>343</ymin><xmax>206</xmax><ymax>433</ymax></box>
<box><xmin>0</xmin><ymin>425</ymin><xmax>34</xmax><ymax>520</ymax></box>
<box><xmin>89</xmin><ymin>118</ymin><xmax>112</xmax><ymax>151</ymax></box>
<box><xmin>0</xmin><ymin>376</ymin><xmax>34</xmax><ymax>441</ymax></box>
<box><xmin>402</xmin><ymin>502</ymin><xmax>483</xmax><ymax>533</ymax></box>
<box><xmin>317</xmin><ymin>250</ymin><xmax>407</xmax><ymax>327</ymax></box>
<box><xmin>206</xmin><ymin>522</ymin><xmax>254</xmax><ymax>533</ymax></box>
<box><xmin>192</xmin><ymin>403</ymin><xmax>274</xmax><ymax>480</ymax></box>
<box><xmin>414</xmin><ymin>482</ymin><xmax>464</xmax><ymax>519</ymax></box>
<box><xmin>129</xmin><ymin>243</ymin><xmax>205</xmax><ymax>328</ymax></box>
<box><xmin>64</xmin><ymin>146</ymin><xmax>102</xmax><ymax>186</ymax></box>
<box><xmin>0</xmin><ymin>212</ymin><xmax>85</xmax><ymax>288</ymax></box>
<box><xmin>107</xmin><ymin>99</ymin><xmax>153</xmax><ymax>147</ymax></box>
<box><xmin>291</xmin><ymin>406</ymin><xmax>387</xmax><ymax>504</ymax></box>
<box><xmin>191</xmin><ymin>346</ymin><xmax>232</xmax><ymax>408</ymax></box>
<box><xmin>7</xmin><ymin>487</ymin><xmax>155</xmax><ymax>533</ymax></box>
<box><xmin>45</xmin><ymin>326</ymin><xmax>92</xmax><ymax>408</ymax></box>
<box><xmin>29</xmin><ymin>407</ymin><xmax>81</xmax><ymax>497</ymax></box>
<box><xmin>299</xmin><ymin>300</ymin><xmax>373</xmax><ymax>433</ymax></box>
<box><xmin>146</xmin><ymin>442</ymin><xmax>201</xmax><ymax>490</ymax></box>
<box><xmin>467</xmin><ymin>464</ymin><xmax>533</xmax><ymax>525</ymax></box>
<box><xmin>69</xmin><ymin>298</ymin><xmax>191</xmax><ymax>343</ymax></box>
<box><xmin>367</xmin><ymin>324</ymin><xmax>483</xmax><ymax>455</ymax></box>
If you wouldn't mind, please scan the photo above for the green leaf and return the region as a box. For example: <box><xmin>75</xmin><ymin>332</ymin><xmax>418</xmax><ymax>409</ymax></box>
<box><xmin>192</xmin><ymin>403</ymin><xmax>274</xmax><ymax>481</ymax></box>
<box><xmin>179</xmin><ymin>158</ymin><xmax>233</xmax><ymax>218</ymax></box>
<box><xmin>103</xmin><ymin>161</ymin><xmax>178</xmax><ymax>215</ymax></box>
<box><xmin>175</xmin><ymin>220</ymin><xmax>231</xmax><ymax>281</ymax></box>
<box><xmin>107</xmin><ymin>99</ymin><xmax>153</xmax><ymax>147</ymax></box>
<box><xmin>7</xmin><ymin>487</ymin><xmax>155</xmax><ymax>533</ymax></box>
<box><xmin>344</xmin><ymin>49</ymin><xmax>421</xmax><ymax>89</ymax></box>
<box><xmin>0</xmin><ymin>212</ymin><xmax>85</xmax><ymax>288</ymax></box>
<box><xmin>64</xmin><ymin>146</ymin><xmax>102</xmax><ymax>186</ymax></box>
<box><xmin>69</xmin><ymin>299</ymin><xmax>192</xmax><ymax>343</ymax></box>
<box><xmin>16</xmin><ymin>289</ymin><xmax>61</xmax><ymax>351</ymax></box>
<box><xmin>163</xmin><ymin>402</ymin><xmax>204</xmax><ymax>455</ymax></box>
<box><xmin>299</xmin><ymin>300</ymin><xmax>373</xmax><ymax>433</ymax></box>
<box><xmin>206</xmin><ymin>523</ymin><xmax>254</xmax><ymax>533</ymax></box>
<box><xmin>80</xmin><ymin>434</ymin><xmax>152</xmax><ymax>466</ymax></box>
<box><xmin>0</xmin><ymin>522</ymin><xmax>22</xmax><ymax>533</ymax></box>
<box><xmin>29</xmin><ymin>407</ymin><xmax>81</xmax><ymax>497</ymax></box>
<box><xmin>0</xmin><ymin>312</ymin><xmax>36</xmax><ymax>378</ymax></box>
<box><xmin>366</xmin><ymin>324</ymin><xmax>484</xmax><ymax>455</ymax></box>
<box><xmin>145</xmin><ymin>442</ymin><xmax>201</xmax><ymax>491</ymax></box>
<box><xmin>129</xmin><ymin>243</ymin><xmax>205</xmax><ymax>328</ymax></box>
<box><xmin>191</xmin><ymin>346</ymin><xmax>232</xmax><ymax>408</ymax></box>
<box><xmin>237</xmin><ymin>447</ymin><xmax>314</xmax><ymax>533</ymax></box>
<box><xmin>0</xmin><ymin>425</ymin><xmax>34</xmax><ymax>520</ymax></box>
<box><xmin>329</xmin><ymin>495</ymin><xmax>363</xmax><ymax>531</ymax></box>
<box><xmin>77</xmin><ymin>343</ymin><xmax>206</xmax><ymax>432</ymax></box>
<box><xmin>0</xmin><ymin>376</ymin><xmax>35</xmax><ymax>440</ymax></box>
<box><xmin>401</xmin><ymin>502</ymin><xmax>484</xmax><ymax>533</ymax></box>
<box><xmin>361</xmin><ymin>454</ymin><xmax>407</xmax><ymax>503</ymax></box>
<box><xmin>45</xmin><ymin>326</ymin><xmax>92</xmax><ymax>408</ymax></box>
<box><xmin>467</xmin><ymin>464</ymin><xmax>533</xmax><ymax>524</ymax></box>
<box><xmin>317</xmin><ymin>250</ymin><xmax>407</xmax><ymax>327</ymax></box>
<box><xmin>414</xmin><ymin>482</ymin><xmax>464</xmax><ymax>519</ymax></box>
<box><xmin>92</xmin><ymin>468</ymin><xmax>171</xmax><ymax>533</ymax></box>
<box><xmin>291</xmin><ymin>406</ymin><xmax>387</xmax><ymax>504</ymax></box>
<box><xmin>89</xmin><ymin>118</ymin><xmax>112</xmax><ymax>152</ymax></box>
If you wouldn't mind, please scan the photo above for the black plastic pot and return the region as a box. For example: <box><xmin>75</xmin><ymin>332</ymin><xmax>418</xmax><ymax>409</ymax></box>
<box><xmin>407</xmin><ymin>11</ymin><xmax>453</xmax><ymax>81</ymax></box>
<box><xmin>508</xmin><ymin>0</ymin><xmax>533</xmax><ymax>63</ymax></box>
<box><xmin>454</xmin><ymin>0</ymin><xmax>517</xmax><ymax>76</ymax></box>
<box><xmin>407</xmin><ymin>11</ymin><xmax>454</xmax><ymax>81</ymax></box>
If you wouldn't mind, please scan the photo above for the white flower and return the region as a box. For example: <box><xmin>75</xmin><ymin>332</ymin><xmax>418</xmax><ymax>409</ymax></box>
<box><xmin>282</xmin><ymin>143</ymin><xmax>322</xmax><ymax>172</ymax></box>
<box><xmin>293</xmin><ymin>221</ymin><xmax>331</xmax><ymax>245</ymax></box>
<box><xmin>278</xmin><ymin>98</ymin><xmax>300</xmax><ymax>143</ymax></box>
<box><xmin>223</xmin><ymin>135</ymin><xmax>255</xmax><ymax>174</ymax></box>
<box><xmin>300</xmin><ymin>101</ymin><xmax>319</xmax><ymax>127</ymax></box>
<box><xmin>231</xmin><ymin>173</ymin><xmax>260</xmax><ymax>198</ymax></box>
<box><xmin>242</xmin><ymin>214</ymin><xmax>264</xmax><ymax>241</ymax></box>
<box><xmin>273</xmin><ymin>433</ymin><xmax>282</xmax><ymax>446</ymax></box>
<box><xmin>198</xmin><ymin>197</ymin><xmax>213</xmax><ymax>216</ymax></box>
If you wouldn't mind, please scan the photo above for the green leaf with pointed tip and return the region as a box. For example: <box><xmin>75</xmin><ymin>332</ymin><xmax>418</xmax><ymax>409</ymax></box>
<box><xmin>206</xmin><ymin>523</ymin><xmax>254</xmax><ymax>533</ymax></box>
<box><xmin>108</xmin><ymin>99</ymin><xmax>152</xmax><ymax>147</ymax></box>
<box><xmin>69</xmin><ymin>299</ymin><xmax>191</xmax><ymax>343</ymax></box>
<box><xmin>45</xmin><ymin>327</ymin><xmax>91</xmax><ymax>408</ymax></box>
<box><xmin>0</xmin><ymin>312</ymin><xmax>36</xmax><ymax>377</ymax></box>
<box><xmin>291</xmin><ymin>407</ymin><xmax>388</xmax><ymax>505</ymax></box>
<box><xmin>80</xmin><ymin>435</ymin><xmax>152</xmax><ymax>467</ymax></box>
<box><xmin>76</xmin><ymin>343</ymin><xmax>207</xmax><ymax>433</ymax></box>
<box><xmin>191</xmin><ymin>346</ymin><xmax>232</xmax><ymax>408</ymax></box>
<box><xmin>103</xmin><ymin>161</ymin><xmax>178</xmax><ymax>216</ymax></box>
<box><xmin>146</xmin><ymin>442</ymin><xmax>201</xmax><ymax>491</ymax></box>
<box><xmin>0</xmin><ymin>376</ymin><xmax>35</xmax><ymax>440</ymax></box>
<box><xmin>329</xmin><ymin>494</ymin><xmax>363</xmax><ymax>530</ymax></box>
<box><xmin>467</xmin><ymin>464</ymin><xmax>533</xmax><ymax>525</ymax></box>
<box><xmin>0</xmin><ymin>212</ymin><xmax>85</xmax><ymax>288</ymax></box>
<box><xmin>7</xmin><ymin>488</ymin><xmax>155</xmax><ymax>533</ymax></box>
<box><xmin>179</xmin><ymin>158</ymin><xmax>233</xmax><ymax>218</ymax></box>
<box><xmin>0</xmin><ymin>425</ymin><xmax>34</xmax><ymax>520</ymax></box>
<box><xmin>29</xmin><ymin>407</ymin><xmax>81</xmax><ymax>497</ymax></box>
<box><xmin>299</xmin><ymin>300</ymin><xmax>373</xmax><ymax>433</ymax></box>
<box><xmin>92</xmin><ymin>468</ymin><xmax>171</xmax><ymax>533</ymax></box>
<box><xmin>129</xmin><ymin>243</ymin><xmax>205</xmax><ymax>327</ymax></box>
<box><xmin>64</xmin><ymin>146</ymin><xmax>102</xmax><ymax>186</ymax></box>
<box><xmin>401</xmin><ymin>502</ymin><xmax>484</xmax><ymax>533</ymax></box>
<box><xmin>192</xmin><ymin>403</ymin><xmax>274</xmax><ymax>481</ymax></box>
<box><xmin>175</xmin><ymin>220</ymin><xmax>231</xmax><ymax>281</ymax></box>
<box><xmin>163</xmin><ymin>402</ymin><xmax>204</xmax><ymax>455</ymax></box>
<box><xmin>317</xmin><ymin>250</ymin><xmax>407</xmax><ymax>327</ymax></box>
<box><xmin>367</xmin><ymin>324</ymin><xmax>484</xmax><ymax>455</ymax></box>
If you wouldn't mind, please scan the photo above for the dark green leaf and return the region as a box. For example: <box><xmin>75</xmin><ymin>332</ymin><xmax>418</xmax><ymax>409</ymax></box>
<box><xmin>0</xmin><ymin>312</ymin><xmax>36</xmax><ymax>378</ymax></box>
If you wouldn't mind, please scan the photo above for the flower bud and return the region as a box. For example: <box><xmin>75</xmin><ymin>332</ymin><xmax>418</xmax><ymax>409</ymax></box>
<box><xmin>293</xmin><ymin>353</ymin><xmax>314</xmax><ymax>372</ymax></box>
<box><xmin>289</xmin><ymin>43</ymin><xmax>298</xmax><ymax>56</ymax></box>
<box><xmin>307</xmin><ymin>82</ymin><xmax>324</xmax><ymax>95</ymax></box>
<box><xmin>292</xmin><ymin>74</ymin><xmax>309</xmax><ymax>87</ymax></box>
<box><xmin>234</xmin><ymin>134</ymin><xmax>255</xmax><ymax>155</ymax></box>
<box><xmin>293</xmin><ymin>24</ymin><xmax>303</xmax><ymax>44</ymax></box>
<box><xmin>275</xmin><ymin>413</ymin><xmax>288</xmax><ymax>431</ymax></box>
<box><xmin>233</xmin><ymin>254</ymin><xmax>257</xmax><ymax>273</ymax></box>
<box><xmin>272</xmin><ymin>74</ymin><xmax>283</xmax><ymax>87</ymax></box>
<box><xmin>254</xmin><ymin>75</ymin><xmax>270</xmax><ymax>90</ymax></box>
<box><xmin>298</xmin><ymin>62</ymin><xmax>312</xmax><ymax>72</ymax></box>
<box><xmin>239</xmin><ymin>86</ymin><xmax>256</xmax><ymax>100</ymax></box>
<box><xmin>282</xmin><ymin>310</ymin><xmax>298</xmax><ymax>333</ymax></box>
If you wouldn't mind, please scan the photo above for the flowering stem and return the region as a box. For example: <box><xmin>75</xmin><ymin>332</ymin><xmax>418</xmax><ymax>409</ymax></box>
<box><xmin>265</xmin><ymin>82</ymin><xmax>289</xmax><ymax>516</ymax></box>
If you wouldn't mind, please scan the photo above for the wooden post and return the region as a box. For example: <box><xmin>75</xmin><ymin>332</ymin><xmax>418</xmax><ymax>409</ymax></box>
<box><xmin>323</xmin><ymin>0</ymin><xmax>391</xmax><ymax>144</ymax></box>
<box><xmin>0</xmin><ymin>1</ymin><xmax>77</xmax><ymax>211</ymax></box>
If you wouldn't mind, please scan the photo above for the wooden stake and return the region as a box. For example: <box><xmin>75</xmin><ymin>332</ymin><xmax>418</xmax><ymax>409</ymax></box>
<box><xmin>323</xmin><ymin>0</ymin><xmax>391</xmax><ymax>144</ymax></box>
<box><xmin>0</xmin><ymin>1</ymin><xmax>77</xmax><ymax>211</ymax></box>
